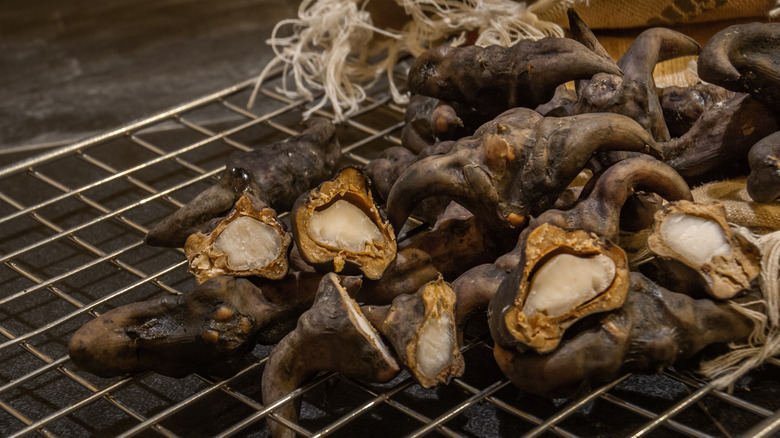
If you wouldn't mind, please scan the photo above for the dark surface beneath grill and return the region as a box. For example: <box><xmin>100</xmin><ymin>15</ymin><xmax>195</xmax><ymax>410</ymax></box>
<box><xmin>0</xmin><ymin>0</ymin><xmax>296</xmax><ymax>153</ymax></box>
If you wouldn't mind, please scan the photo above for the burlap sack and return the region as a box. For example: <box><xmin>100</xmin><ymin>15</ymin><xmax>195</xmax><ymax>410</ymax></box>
<box><xmin>537</xmin><ymin>0</ymin><xmax>777</xmax><ymax>30</ymax></box>
<box><xmin>693</xmin><ymin>178</ymin><xmax>780</xmax><ymax>234</ymax></box>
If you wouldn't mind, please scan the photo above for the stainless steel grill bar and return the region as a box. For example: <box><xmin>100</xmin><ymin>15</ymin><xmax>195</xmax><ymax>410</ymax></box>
<box><xmin>8</xmin><ymin>375</ymin><xmax>139</xmax><ymax>438</ymax></box>
<box><xmin>0</xmin><ymin>356</ymin><xmax>69</xmax><ymax>395</ymax></box>
<box><xmin>0</xmin><ymin>399</ymin><xmax>57</xmax><ymax>438</ymax></box>
<box><xmin>743</xmin><ymin>408</ymin><xmax>780</xmax><ymax>438</ymax></box>
<box><xmin>129</xmin><ymin>134</ymin><xmax>212</xmax><ymax>178</ymax></box>
<box><xmin>77</xmin><ymin>150</ymin><xmax>189</xmax><ymax>205</ymax></box>
<box><xmin>523</xmin><ymin>374</ymin><xmax>632</xmax><ymax>438</ymax></box>
<box><xmin>0</xmin><ymin>333</ymin><xmax>181</xmax><ymax>438</ymax></box>
<box><xmin>406</xmin><ymin>379</ymin><xmax>509</xmax><ymax>438</ymax></box>
<box><xmin>599</xmin><ymin>393</ymin><xmax>716</xmax><ymax>438</ymax></box>
<box><xmin>310</xmin><ymin>377</ymin><xmax>416</xmax><ymax>438</ymax></box>
<box><xmin>27</xmin><ymin>168</ymin><xmax>153</xmax><ymax>244</ymax></box>
<box><xmin>0</xmin><ymin>260</ymin><xmax>186</xmax><ymax>351</ymax></box>
<box><xmin>116</xmin><ymin>361</ymin><xmax>267</xmax><ymax>438</ymax></box>
<box><xmin>0</xmin><ymin>168</ymin><xmax>220</xmax><ymax>265</ymax></box>
<box><xmin>629</xmin><ymin>383</ymin><xmax>714</xmax><ymax>438</ymax></box>
<box><xmin>0</xmin><ymin>95</ymin><xmax>295</xmax><ymax>228</ymax></box>
<box><xmin>5</xmin><ymin>262</ymin><xmax>90</xmax><ymax>312</ymax></box>
<box><xmin>175</xmin><ymin>115</ymin><xmax>258</xmax><ymax>150</ymax></box>
<box><xmin>3</xmin><ymin>161</ymin><xmax>189</xmax><ymax>300</ymax></box>
<box><xmin>665</xmin><ymin>370</ymin><xmax>775</xmax><ymax>418</ymax></box>
<box><xmin>450</xmin><ymin>379</ymin><xmax>578</xmax><ymax>438</ymax></box>
<box><xmin>342</xmin><ymin>121</ymin><xmax>405</xmax><ymax>155</ymax></box>
<box><xmin>347</xmin><ymin>378</ymin><xmax>466</xmax><ymax>438</ymax></box>
<box><xmin>215</xmin><ymin>372</ymin><xmax>336</xmax><ymax>438</ymax></box>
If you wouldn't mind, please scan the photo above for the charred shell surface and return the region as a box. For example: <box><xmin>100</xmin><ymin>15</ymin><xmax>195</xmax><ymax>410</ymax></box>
<box><xmin>145</xmin><ymin>167</ymin><xmax>258</xmax><ymax>248</ymax></box>
<box><xmin>401</xmin><ymin>94</ymin><xmax>439</xmax><ymax>153</ymax></box>
<box><xmin>69</xmin><ymin>277</ymin><xmax>289</xmax><ymax>378</ymax></box>
<box><xmin>359</xmin><ymin>247</ymin><xmax>442</xmax><ymax>305</ymax></box>
<box><xmin>534</xmin><ymin>85</ymin><xmax>577</xmax><ymax>117</ymax></box>
<box><xmin>407</xmin><ymin>37</ymin><xmax>622</xmax><ymax>118</ymax></box>
<box><xmin>575</xmin><ymin>72</ymin><xmax>660</xmax><ymax>138</ymax></box>
<box><xmin>747</xmin><ymin>131</ymin><xmax>780</xmax><ymax>203</ymax></box>
<box><xmin>661</xmin><ymin>83</ymin><xmax>735</xmax><ymax>138</ymax></box>
<box><xmin>226</xmin><ymin>117</ymin><xmax>341</xmax><ymax>212</ymax></box>
<box><xmin>292</xmin><ymin>166</ymin><xmax>396</xmax><ymax>279</ymax></box>
<box><xmin>365</xmin><ymin>146</ymin><xmax>417</xmax><ymax>202</ymax></box>
<box><xmin>569</xmin><ymin>10</ymin><xmax>701</xmax><ymax>142</ymax></box>
<box><xmin>404</xmin><ymin>202</ymin><xmax>517</xmax><ymax>281</ymax></box>
<box><xmin>698</xmin><ymin>22</ymin><xmax>780</xmax><ymax>107</ymax></box>
<box><xmin>248</xmin><ymin>270</ymin><xmax>334</xmax><ymax>345</ymax></box>
<box><xmin>646</xmin><ymin>200</ymin><xmax>760</xmax><ymax>299</ymax></box>
<box><xmin>363</xmin><ymin>277</ymin><xmax>464</xmax><ymax>388</ymax></box>
<box><xmin>261</xmin><ymin>273</ymin><xmax>399</xmax><ymax>438</ymax></box>
<box><xmin>145</xmin><ymin>118</ymin><xmax>339</xmax><ymax>248</ymax></box>
<box><xmin>365</xmin><ymin>141</ymin><xmax>456</xmax><ymax>202</ymax></box>
<box><xmin>659</xmin><ymin>93</ymin><xmax>779</xmax><ymax>184</ymax></box>
<box><xmin>185</xmin><ymin>194</ymin><xmax>291</xmax><ymax>284</ymax></box>
<box><xmin>400</xmin><ymin>96</ymin><xmax>481</xmax><ymax>153</ymax></box>
<box><xmin>452</xmin><ymin>232</ymin><xmax>526</xmax><ymax>337</ymax></box>
<box><xmin>488</xmin><ymin>223</ymin><xmax>629</xmax><ymax>354</ymax></box>
<box><xmin>365</xmin><ymin>141</ymin><xmax>456</xmax><ymax>225</ymax></box>
<box><xmin>493</xmin><ymin>272</ymin><xmax>754</xmax><ymax>399</ymax></box>
<box><xmin>386</xmin><ymin>108</ymin><xmax>660</xmax><ymax>232</ymax></box>
<box><xmin>612</xmin><ymin>27</ymin><xmax>700</xmax><ymax>141</ymax></box>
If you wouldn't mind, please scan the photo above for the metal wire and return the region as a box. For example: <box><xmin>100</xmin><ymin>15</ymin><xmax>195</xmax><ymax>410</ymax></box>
<box><xmin>1</xmin><ymin>69</ymin><xmax>779</xmax><ymax>438</ymax></box>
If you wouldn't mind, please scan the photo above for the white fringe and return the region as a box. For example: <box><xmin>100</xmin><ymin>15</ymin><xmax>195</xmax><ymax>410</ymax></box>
<box><xmin>770</xmin><ymin>0</ymin><xmax>780</xmax><ymax>18</ymax></box>
<box><xmin>248</xmin><ymin>0</ymin><xmax>574</xmax><ymax>122</ymax></box>
<box><xmin>699</xmin><ymin>229</ymin><xmax>780</xmax><ymax>389</ymax></box>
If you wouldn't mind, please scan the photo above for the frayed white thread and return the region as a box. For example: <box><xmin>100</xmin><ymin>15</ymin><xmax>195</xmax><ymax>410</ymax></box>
<box><xmin>699</xmin><ymin>229</ymin><xmax>780</xmax><ymax>390</ymax></box>
<box><xmin>249</xmin><ymin>0</ymin><xmax>574</xmax><ymax>122</ymax></box>
<box><xmin>248</xmin><ymin>0</ymin><xmax>397</xmax><ymax>121</ymax></box>
<box><xmin>770</xmin><ymin>0</ymin><xmax>780</xmax><ymax>18</ymax></box>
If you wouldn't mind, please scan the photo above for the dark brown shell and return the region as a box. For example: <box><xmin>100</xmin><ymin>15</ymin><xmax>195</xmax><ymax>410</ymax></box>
<box><xmin>493</xmin><ymin>272</ymin><xmax>754</xmax><ymax>399</ymax></box>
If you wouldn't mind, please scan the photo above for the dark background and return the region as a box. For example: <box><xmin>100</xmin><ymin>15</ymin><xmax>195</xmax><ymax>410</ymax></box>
<box><xmin>0</xmin><ymin>0</ymin><xmax>297</xmax><ymax>157</ymax></box>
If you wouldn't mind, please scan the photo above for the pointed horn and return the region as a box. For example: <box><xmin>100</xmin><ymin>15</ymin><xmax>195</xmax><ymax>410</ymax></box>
<box><xmin>698</xmin><ymin>23</ymin><xmax>780</xmax><ymax>87</ymax></box>
<box><xmin>567</xmin><ymin>8</ymin><xmax>616</xmax><ymax>97</ymax></box>
<box><xmin>407</xmin><ymin>45</ymin><xmax>462</xmax><ymax>102</ymax></box>
<box><xmin>591</xmin><ymin>156</ymin><xmax>692</xmax><ymax>205</ymax></box>
<box><xmin>567</xmin><ymin>8</ymin><xmax>613</xmax><ymax>62</ymax></box>
<box><xmin>618</xmin><ymin>27</ymin><xmax>701</xmax><ymax>83</ymax></box>
<box><xmin>546</xmin><ymin>113</ymin><xmax>662</xmax><ymax>166</ymax></box>
<box><xmin>582</xmin><ymin>156</ymin><xmax>692</xmax><ymax>239</ymax></box>
<box><xmin>612</xmin><ymin>28</ymin><xmax>699</xmax><ymax>143</ymax></box>
<box><xmin>698</xmin><ymin>27</ymin><xmax>742</xmax><ymax>84</ymax></box>
<box><xmin>386</xmin><ymin>152</ymin><xmax>474</xmax><ymax>233</ymax></box>
<box><xmin>526</xmin><ymin>37</ymin><xmax>624</xmax><ymax>107</ymax></box>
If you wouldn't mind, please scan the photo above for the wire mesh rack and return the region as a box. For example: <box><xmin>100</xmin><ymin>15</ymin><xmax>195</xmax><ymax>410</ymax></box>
<box><xmin>1</xmin><ymin>67</ymin><xmax>780</xmax><ymax>438</ymax></box>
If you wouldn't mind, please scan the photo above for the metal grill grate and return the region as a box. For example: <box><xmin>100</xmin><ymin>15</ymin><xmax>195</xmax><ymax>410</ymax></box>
<box><xmin>1</xmin><ymin>68</ymin><xmax>779</xmax><ymax>438</ymax></box>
